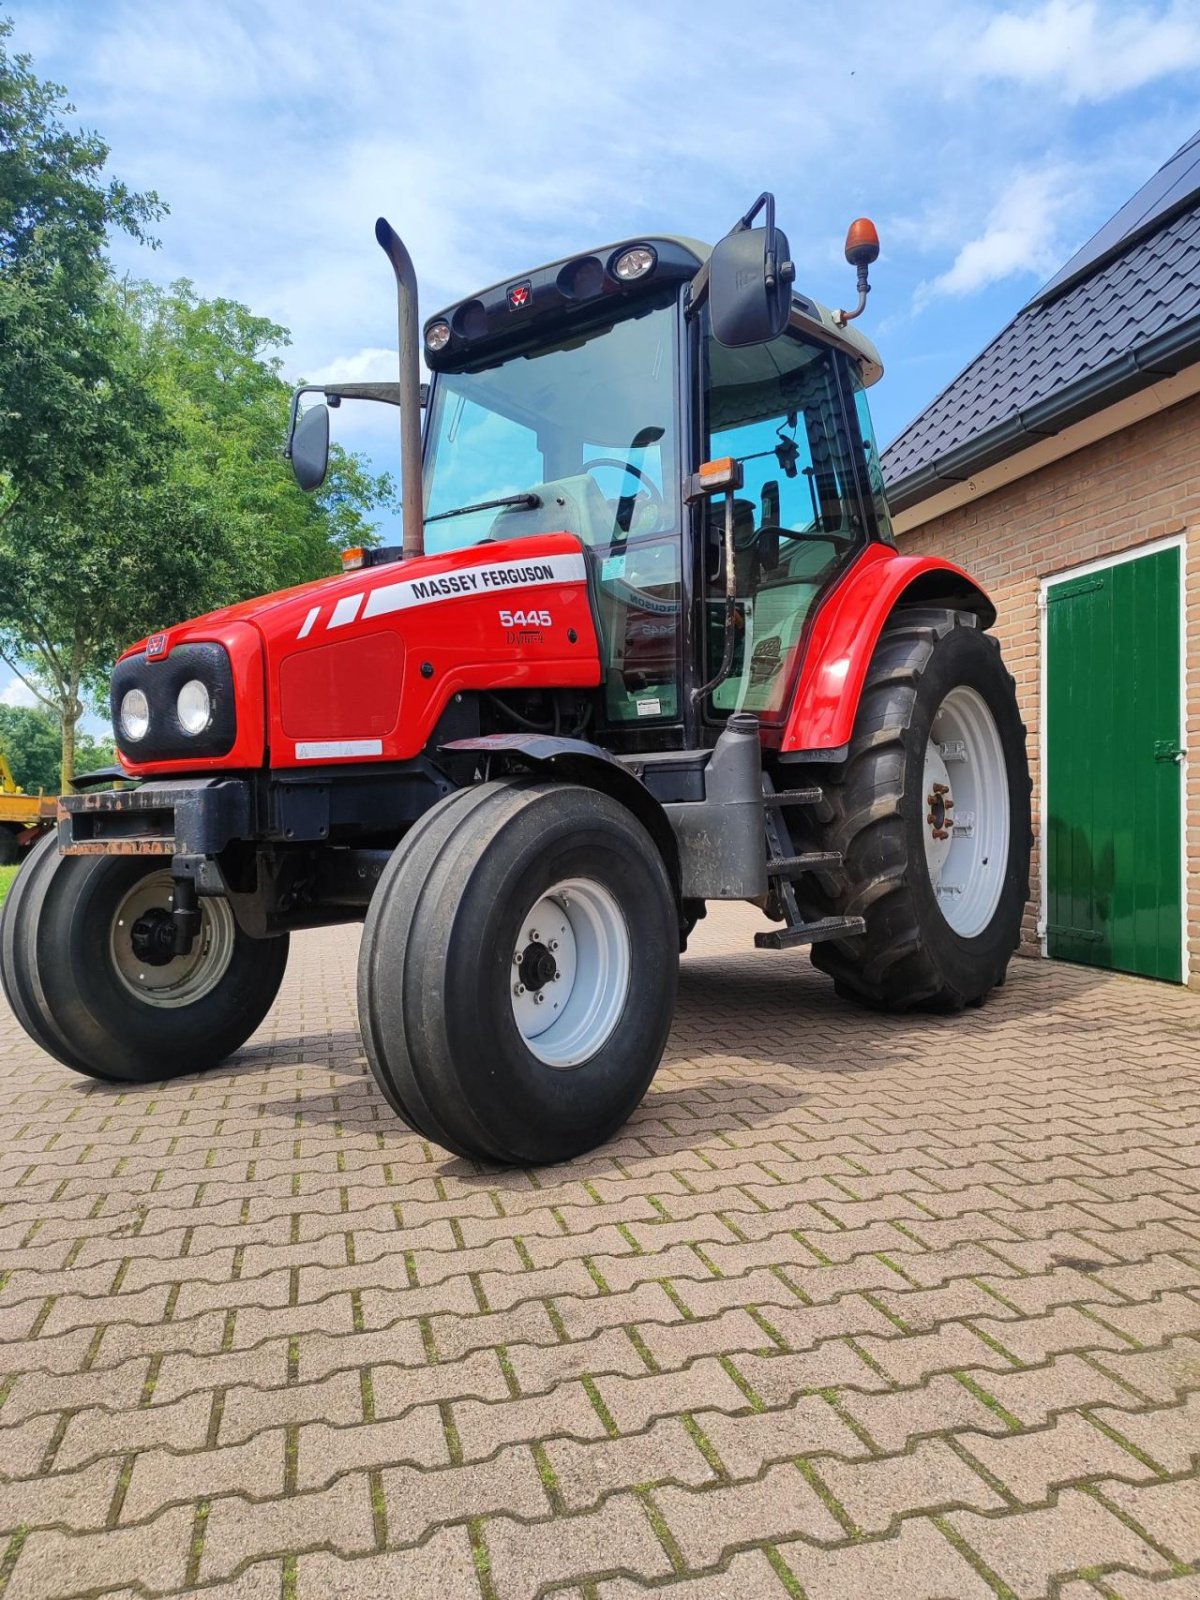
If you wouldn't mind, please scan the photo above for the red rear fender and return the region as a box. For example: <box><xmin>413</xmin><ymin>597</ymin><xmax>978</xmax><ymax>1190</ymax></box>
<box><xmin>778</xmin><ymin>545</ymin><xmax>994</xmax><ymax>754</ymax></box>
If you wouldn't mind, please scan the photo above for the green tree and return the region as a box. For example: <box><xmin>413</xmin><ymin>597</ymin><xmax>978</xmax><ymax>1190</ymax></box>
<box><xmin>0</xmin><ymin>28</ymin><xmax>394</xmax><ymax>788</ymax></box>
<box><xmin>0</xmin><ymin>702</ymin><xmax>59</xmax><ymax>792</ymax></box>
<box><xmin>0</xmin><ymin>20</ymin><xmax>164</xmax><ymax>502</ymax></box>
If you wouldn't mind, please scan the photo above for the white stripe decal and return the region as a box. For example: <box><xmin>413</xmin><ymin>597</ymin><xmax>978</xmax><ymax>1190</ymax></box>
<box><xmin>329</xmin><ymin>593</ymin><xmax>364</xmax><ymax>629</ymax></box>
<box><xmin>297</xmin><ymin>606</ymin><xmax>320</xmax><ymax>639</ymax></box>
<box><xmin>362</xmin><ymin>552</ymin><xmax>586</xmax><ymax>621</ymax></box>
<box><xmin>296</xmin><ymin>739</ymin><xmax>384</xmax><ymax>760</ymax></box>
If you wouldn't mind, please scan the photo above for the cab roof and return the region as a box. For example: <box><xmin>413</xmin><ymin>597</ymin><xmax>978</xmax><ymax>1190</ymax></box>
<box><xmin>427</xmin><ymin>233</ymin><xmax>883</xmax><ymax>386</ymax></box>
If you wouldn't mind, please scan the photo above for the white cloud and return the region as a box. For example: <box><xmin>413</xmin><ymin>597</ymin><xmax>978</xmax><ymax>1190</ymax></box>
<box><xmin>960</xmin><ymin>0</ymin><xmax>1200</xmax><ymax>104</ymax></box>
<box><xmin>914</xmin><ymin>165</ymin><xmax>1079</xmax><ymax>305</ymax></box>
<box><xmin>306</xmin><ymin>347</ymin><xmax>398</xmax><ymax>386</ymax></box>
<box><xmin>0</xmin><ymin>677</ymin><xmax>39</xmax><ymax>710</ymax></box>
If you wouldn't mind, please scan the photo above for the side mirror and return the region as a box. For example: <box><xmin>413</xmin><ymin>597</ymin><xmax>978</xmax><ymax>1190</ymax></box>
<box><xmin>289</xmin><ymin>402</ymin><xmax>330</xmax><ymax>492</ymax></box>
<box><xmin>708</xmin><ymin>223</ymin><xmax>795</xmax><ymax>348</ymax></box>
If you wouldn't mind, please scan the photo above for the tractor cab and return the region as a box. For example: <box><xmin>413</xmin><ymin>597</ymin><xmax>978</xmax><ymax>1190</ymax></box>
<box><xmin>414</xmin><ymin>226</ymin><xmax>891</xmax><ymax>749</ymax></box>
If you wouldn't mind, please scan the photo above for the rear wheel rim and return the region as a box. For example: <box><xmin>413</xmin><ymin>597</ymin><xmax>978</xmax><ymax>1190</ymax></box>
<box><xmin>109</xmin><ymin>871</ymin><xmax>237</xmax><ymax>1008</ymax></box>
<box><xmin>923</xmin><ymin>685</ymin><xmax>1011</xmax><ymax>938</ymax></box>
<box><xmin>510</xmin><ymin>877</ymin><xmax>631</xmax><ymax>1068</ymax></box>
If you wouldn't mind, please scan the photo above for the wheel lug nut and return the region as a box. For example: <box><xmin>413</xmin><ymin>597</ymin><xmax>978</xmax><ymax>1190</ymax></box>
<box><xmin>530</xmin><ymin>929</ymin><xmax>539</xmax><ymax>941</ymax></box>
<box><xmin>548</xmin><ymin>940</ymin><xmax>558</xmax><ymax>951</ymax></box>
<box><xmin>514</xmin><ymin>984</ymin><xmax>525</xmax><ymax>996</ymax></box>
<box><xmin>535</xmin><ymin>992</ymin><xmax>545</xmax><ymax>1005</ymax></box>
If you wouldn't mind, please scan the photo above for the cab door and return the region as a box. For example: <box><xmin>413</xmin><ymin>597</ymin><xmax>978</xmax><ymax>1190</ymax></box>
<box><xmin>698</xmin><ymin>329</ymin><xmax>871</xmax><ymax>723</ymax></box>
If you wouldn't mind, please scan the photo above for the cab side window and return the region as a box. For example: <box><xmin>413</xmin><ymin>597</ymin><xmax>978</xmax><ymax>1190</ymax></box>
<box><xmin>703</xmin><ymin>333</ymin><xmax>865</xmax><ymax>718</ymax></box>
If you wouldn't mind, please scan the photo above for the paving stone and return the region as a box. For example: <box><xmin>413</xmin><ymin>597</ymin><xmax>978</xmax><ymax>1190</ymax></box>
<box><xmin>0</xmin><ymin>1456</ymin><xmax>123</xmax><ymax>1536</ymax></box>
<box><xmin>1089</xmin><ymin>1391</ymin><xmax>1200</xmax><ymax>1473</ymax></box>
<box><xmin>652</xmin><ymin>1462</ymin><xmax>843</xmax><ymax>1565</ymax></box>
<box><xmin>544</xmin><ymin>1416</ymin><xmax>718</xmax><ymax>1509</ymax></box>
<box><xmin>381</xmin><ymin>1444</ymin><xmax>550</xmax><ymax>1543</ymax></box>
<box><xmin>1098</xmin><ymin>1476</ymin><xmax>1200</xmax><ymax>1564</ymax></box>
<box><xmin>3</xmin><ymin>1504</ymin><xmax>193</xmax><ymax>1600</ymax></box>
<box><xmin>946</xmin><ymin>1490</ymin><xmax>1166</xmax><ymax>1596</ymax></box>
<box><xmin>200</xmin><ymin>1467</ymin><xmax>377</xmax><ymax>1580</ymax></box>
<box><xmin>121</xmin><ymin>1429</ymin><xmax>288</xmax><ymax>1522</ymax></box>
<box><xmin>55</xmin><ymin>1389</ymin><xmax>213</xmax><ymax>1470</ymax></box>
<box><xmin>295</xmin><ymin>1525</ymin><xmax>481</xmax><ymax>1599</ymax></box>
<box><xmin>596</xmin><ymin>1548</ymin><xmax>787</xmax><ymax>1599</ymax></box>
<box><xmin>296</xmin><ymin>1407</ymin><xmax>450</xmax><ymax>1485</ymax></box>
<box><xmin>485</xmin><ymin>1493</ymin><xmax>673</xmax><ymax>1597</ymax></box>
<box><xmin>816</xmin><ymin>1437</ymin><xmax>1006</xmax><ymax>1532</ymax></box>
<box><xmin>774</xmin><ymin>1515</ymin><xmax>996</xmax><ymax>1599</ymax></box>
<box><xmin>959</xmin><ymin>1411</ymin><xmax>1158</xmax><ymax>1502</ymax></box>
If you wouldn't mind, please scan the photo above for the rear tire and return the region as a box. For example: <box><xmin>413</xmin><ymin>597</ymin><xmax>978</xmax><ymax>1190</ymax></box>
<box><xmin>790</xmin><ymin>607</ymin><xmax>1031</xmax><ymax>1011</ymax></box>
<box><xmin>0</xmin><ymin>839</ymin><xmax>289</xmax><ymax>1082</ymax></box>
<box><xmin>359</xmin><ymin>781</ymin><xmax>678</xmax><ymax>1165</ymax></box>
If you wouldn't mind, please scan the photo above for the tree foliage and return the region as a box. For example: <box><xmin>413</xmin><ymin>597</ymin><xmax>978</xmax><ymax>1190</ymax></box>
<box><xmin>0</xmin><ymin>19</ymin><xmax>164</xmax><ymax>500</ymax></box>
<box><xmin>0</xmin><ymin>703</ymin><xmax>111</xmax><ymax>794</ymax></box>
<box><xmin>0</xmin><ymin>23</ymin><xmax>395</xmax><ymax>788</ymax></box>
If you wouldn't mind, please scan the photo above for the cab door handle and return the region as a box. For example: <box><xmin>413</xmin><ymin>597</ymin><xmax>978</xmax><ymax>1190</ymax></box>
<box><xmin>1154</xmin><ymin>740</ymin><xmax>1185</xmax><ymax>764</ymax></box>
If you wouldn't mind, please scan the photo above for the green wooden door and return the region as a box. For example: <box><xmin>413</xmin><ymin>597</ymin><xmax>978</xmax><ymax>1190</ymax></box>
<box><xmin>1045</xmin><ymin>546</ymin><xmax>1183</xmax><ymax>981</ymax></box>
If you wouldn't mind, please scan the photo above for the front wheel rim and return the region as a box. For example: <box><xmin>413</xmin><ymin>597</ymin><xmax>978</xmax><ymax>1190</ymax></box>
<box><xmin>922</xmin><ymin>685</ymin><xmax>1011</xmax><ymax>938</ymax></box>
<box><xmin>510</xmin><ymin>877</ymin><xmax>631</xmax><ymax>1068</ymax></box>
<box><xmin>109</xmin><ymin>872</ymin><xmax>237</xmax><ymax>1008</ymax></box>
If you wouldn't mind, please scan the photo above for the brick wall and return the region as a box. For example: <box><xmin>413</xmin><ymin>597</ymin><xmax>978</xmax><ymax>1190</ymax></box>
<box><xmin>895</xmin><ymin>390</ymin><xmax>1199</xmax><ymax>986</ymax></box>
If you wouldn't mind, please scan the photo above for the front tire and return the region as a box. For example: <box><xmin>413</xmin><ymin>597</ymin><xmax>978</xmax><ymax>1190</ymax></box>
<box><xmin>791</xmin><ymin>607</ymin><xmax>1031</xmax><ymax>1011</ymax></box>
<box><xmin>0</xmin><ymin>838</ymin><xmax>289</xmax><ymax>1082</ymax></box>
<box><xmin>359</xmin><ymin>781</ymin><xmax>678</xmax><ymax>1165</ymax></box>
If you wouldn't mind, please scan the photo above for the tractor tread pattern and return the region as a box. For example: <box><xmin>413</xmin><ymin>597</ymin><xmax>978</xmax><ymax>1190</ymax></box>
<box><xmin>784</xmin><ymin>606</ymin><xmax>1031</xmax><ymax>1014</ymax></box>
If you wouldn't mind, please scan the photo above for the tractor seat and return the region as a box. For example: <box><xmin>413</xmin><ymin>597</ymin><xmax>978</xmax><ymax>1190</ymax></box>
<box><xmin>487</xmin><ymin>474</ymin><xmax>616</xmax><ymax>549</ymax></box>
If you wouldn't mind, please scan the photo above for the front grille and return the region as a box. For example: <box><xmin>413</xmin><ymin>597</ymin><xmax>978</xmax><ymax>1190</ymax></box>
<box><xmin>111</xmin><ymin>642</ymin><xmax>237</xmax><ymax>763</ymax></box>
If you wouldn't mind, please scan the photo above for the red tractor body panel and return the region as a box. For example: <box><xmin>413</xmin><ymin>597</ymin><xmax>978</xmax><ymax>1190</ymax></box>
<box><xmin>115</xmin><ymin>532</ymin><xmax>989</xmax><ymax>777</ymax></box>
<box><xmin>775</xmin><ymin>544</ymin><xmax>993</xmax><ymax>753</ymax></box>
<box><xmin>116</xmin><ymin>533</ymin><xmax>602</xmax><ymax>776</ymax></box>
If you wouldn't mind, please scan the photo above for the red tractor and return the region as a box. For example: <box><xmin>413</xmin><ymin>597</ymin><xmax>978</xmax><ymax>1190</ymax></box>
<box><xmin>1</xmin><ymin>196</ymin><xmax>1030</xmax><ymax>1165</ymax></box>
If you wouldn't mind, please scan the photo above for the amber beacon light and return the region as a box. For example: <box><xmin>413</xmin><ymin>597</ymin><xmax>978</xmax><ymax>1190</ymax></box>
<box><xmin>837</xmin><ymin>217</ymin><xmax>881</xmax><ymax>325</ymax></box>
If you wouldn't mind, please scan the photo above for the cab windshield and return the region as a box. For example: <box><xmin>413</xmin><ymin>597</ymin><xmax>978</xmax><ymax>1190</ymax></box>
<box><xmin>423</xmin><ymin>295</ymin><xmax>685</xmax><ymax>727</ymax></box>
<box><xmin>422</xmin><ymin>295</ymin><xmax>680</xmax><ymax>555</ymax></box>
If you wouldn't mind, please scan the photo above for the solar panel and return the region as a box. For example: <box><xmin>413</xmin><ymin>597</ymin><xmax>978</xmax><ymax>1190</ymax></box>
<box><xmin>1029</xmin><ymin>127</ymin><xmax>1200</xmax><ymax>306</ymax></box>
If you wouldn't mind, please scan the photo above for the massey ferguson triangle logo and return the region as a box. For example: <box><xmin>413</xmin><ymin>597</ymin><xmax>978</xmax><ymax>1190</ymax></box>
<box><xmin>145</xmin><ymin>633</ymin><xmax>167</xmax><ymax>659</ymax></box>
<box><xmin>507</xmin><ymin>281</ymin><xmax>532</xmax><ymax>310</ymax></box>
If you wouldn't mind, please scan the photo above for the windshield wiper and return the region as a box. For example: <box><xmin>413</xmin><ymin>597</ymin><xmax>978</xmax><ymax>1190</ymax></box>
<box><xmin>425</xmin><ymin>492</ymin><xmax>542</xmax><ymax>524</ymax></box>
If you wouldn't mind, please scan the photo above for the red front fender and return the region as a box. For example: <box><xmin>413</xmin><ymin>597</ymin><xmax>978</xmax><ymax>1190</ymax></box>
<box><xmin>776</xmin><ymin>544</ymin><xmax>995</xmax><ymax>754</ymax></box>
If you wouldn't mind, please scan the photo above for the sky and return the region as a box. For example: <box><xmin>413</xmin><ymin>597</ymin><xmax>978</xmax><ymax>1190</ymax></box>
<box><xmin>4</xmin><ymin>0</ymin><xmax>1200</xmax><ymax>717</ymax></box>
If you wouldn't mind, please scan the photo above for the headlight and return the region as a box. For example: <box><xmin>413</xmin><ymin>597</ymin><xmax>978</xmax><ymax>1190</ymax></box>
<box><xmin>613</xmin><ymin>245</ymin><xmax>656</xmax><ymax>281</ymax></box>
<box><xmin>425</xmin><ymin>319</ymin><xmax>451</xmax><ymax>352</ymax></box>
<box><xmin>176</xmin><ymin>679</ymin><xmax>211</xmax><ymax>735</ymax></box>
<box><xmin>119</xmin><ymin>688</ymin><xmax>150</xmax><ymax>742</ymax></box>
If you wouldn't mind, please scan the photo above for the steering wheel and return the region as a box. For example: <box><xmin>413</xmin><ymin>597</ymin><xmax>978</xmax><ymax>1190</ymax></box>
<box><xmin>581</xmin><ymin>456</ymin><xmax>666</xmax><ymax>535</ymax></box>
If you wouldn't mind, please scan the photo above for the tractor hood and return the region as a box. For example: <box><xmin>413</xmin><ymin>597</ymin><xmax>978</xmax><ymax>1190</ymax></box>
<box><xmin>112</xmin><ymin>533</ymin><xmax>603</xmax><ymax>777</ymax></box>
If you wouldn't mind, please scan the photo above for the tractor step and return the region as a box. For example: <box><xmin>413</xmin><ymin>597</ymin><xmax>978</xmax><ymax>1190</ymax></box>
<box><xmin>762</xmin><ymin>786</ymin><xmax>823</xmax><ymax>807</ymax></box>
<box><xmin>755</xmin><ymin>915</ymin><xmax>865</xmax><ymax>950</ymax></box>
<box><xmin>766</xmin><ymin>851</ymin><xmax>843</xmax><ymax>879</ymax></box>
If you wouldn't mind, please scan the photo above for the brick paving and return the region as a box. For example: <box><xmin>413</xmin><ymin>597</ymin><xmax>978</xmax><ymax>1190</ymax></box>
<box><xmin>1</xmin><ymin>902</ymin><xmax>1199</xmax><ymax>1599</ymax></box>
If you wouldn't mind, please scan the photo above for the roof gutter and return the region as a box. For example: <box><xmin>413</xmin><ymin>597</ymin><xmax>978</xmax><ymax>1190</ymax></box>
<box><xmin>884</xmin><ymin>312</ymin><xmax>1200</xmax><ymax>514</ymax></box>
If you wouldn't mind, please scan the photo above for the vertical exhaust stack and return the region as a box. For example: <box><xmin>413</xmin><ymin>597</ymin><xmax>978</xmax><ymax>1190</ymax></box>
<box><xmin>374</xmin><ymin>218</ymin><xmax>425</xmax><ymax>559</ymax></box>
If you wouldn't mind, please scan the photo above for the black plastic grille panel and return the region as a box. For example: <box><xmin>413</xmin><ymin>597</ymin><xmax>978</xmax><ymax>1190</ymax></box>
<box><xmin>110</xmin><ymin>642</ymin><xmax>237</xmax><ymax>762</ymax></box>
